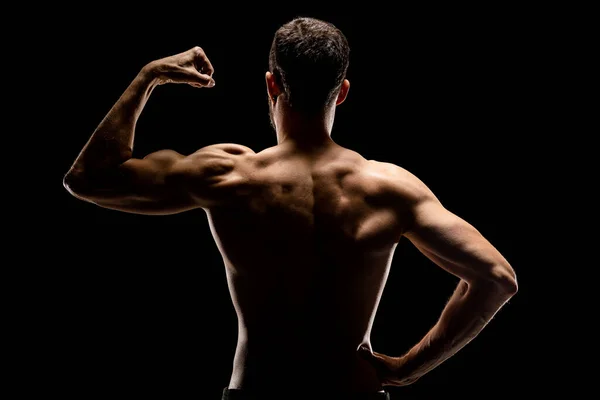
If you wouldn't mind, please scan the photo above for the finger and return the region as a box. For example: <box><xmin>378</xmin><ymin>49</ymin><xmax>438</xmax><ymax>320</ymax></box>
<box><xmin>358</xmin><ymin>346</ymin><xmax>383</xmax><ymax>364</ymax></box>
<box><xmin>358</xmin><ymin>346</ymin><xmax>371</xmax><ymax>357</ymax></box>
<box><xmin>201</xmin><ymin>58</ymin><xmax>214</xmax><ymax>76</ymax></box>
<box><xmin>359</xmin><ymin>348</ymin><xmax>396</xmax><ymax>375</ymax></box>
<box><xmin>358</xmin><ymin>346</ymin><xmax>372</xmax><ymax>358</ymax></box>
<box><xmin>370</xmin><ymin>351</ymin><xmax>389</xmax><ymax>362</ymax></box>
<box><xmin>358</xmin><ymin>346</ymin><xmax>384</xmax><ymax>360</ymax></box>
<box><xmin>190</xmin><ymin>71</ymin><xmax>216</xmax><ymax>87</ymax></box>
<box><xmin>191</xmin><ymin>46</ymin><xmax>215</xmax><ymax>76</ymax></box>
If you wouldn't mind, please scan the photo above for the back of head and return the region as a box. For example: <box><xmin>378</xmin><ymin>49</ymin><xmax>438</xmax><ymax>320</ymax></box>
<box><xmin>269</xmin><ymin>17</ymin><xmax>350</xmax><ymax>114</ymax></box>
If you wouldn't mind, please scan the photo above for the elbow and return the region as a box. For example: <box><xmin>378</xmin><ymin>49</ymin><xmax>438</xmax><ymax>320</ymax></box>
<box><xmin>490</xmin><ymin>262</ymin><xmax>518</xmax><ymax>297</ymax></box>
<box><xmin>63</xmin><ymin>170</ymin><xmax>92</xmax><ymax>199</ymax></box>
<box><xmin>64</xmin><ymin>168</ymin><xmax>121</xmax><ymax>203</ymax></box>
<box><xmin>63</xmin><ymin>171</ymin><xmax>79</xmax><ymax>196</ymax></box>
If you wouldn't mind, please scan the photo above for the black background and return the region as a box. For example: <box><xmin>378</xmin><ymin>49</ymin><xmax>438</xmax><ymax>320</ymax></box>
<box><xmin>39</xmin><ymin>5</ymin><xmax>568</xmax><ymax>399</ymax></box>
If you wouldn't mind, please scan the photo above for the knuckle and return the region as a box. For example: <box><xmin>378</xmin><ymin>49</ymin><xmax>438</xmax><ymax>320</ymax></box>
<box><xmin>193</xmin><ymin>46</ymin><xmax>204</xmax><ymax>55</ymax></box>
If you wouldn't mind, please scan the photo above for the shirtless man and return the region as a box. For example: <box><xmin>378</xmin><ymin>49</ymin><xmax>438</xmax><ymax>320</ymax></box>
<box><xmin>64</xmin><ymin>17</ymin><xmax>518</xmax><ymax>400</ymax></box>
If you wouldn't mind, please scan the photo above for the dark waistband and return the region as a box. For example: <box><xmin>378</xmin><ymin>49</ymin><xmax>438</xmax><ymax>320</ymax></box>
<box><xmin>222</xmin><ymin>387</ymin><xmax>390</xmax><ymax>400</ymax></box>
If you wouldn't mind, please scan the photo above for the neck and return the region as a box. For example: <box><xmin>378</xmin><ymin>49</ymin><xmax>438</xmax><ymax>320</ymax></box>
<box><xmin>273</xmin><ymin>99</ymin><xmax>336</xmax><ymax>148</ymax></box>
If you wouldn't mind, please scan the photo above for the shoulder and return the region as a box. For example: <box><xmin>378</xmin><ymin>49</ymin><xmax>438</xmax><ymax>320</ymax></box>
<box><xmin>193</xmin><ymin>143</ymin><xmax>256</xmax><ymax>156</ymax></box>
<box><xmin>361</xmin><ymin>160</ymin><xmax>438</xmax><ymax>204</ymax></box>
<box><xmin>175</xmin><ymin>143</ymin><xmax>256</xmax><ymax>177</ymax></box>
<box><xmin>166</xmin><ymin>143</ymin><xmax>257</xmax><ymax>207</ymax></box>
<box><xmin>189</xmin><ymin>143</ymin><xmax>256</xmax><ymax>162</ymax></box>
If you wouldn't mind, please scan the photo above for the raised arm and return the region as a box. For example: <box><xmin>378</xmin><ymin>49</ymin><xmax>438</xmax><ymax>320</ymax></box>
<box><xmin>63</xmin><ymin>47</ymin><xmax>223</xmax><ymax>214</ymax></box>
<box><xmin>359</xmin><ymin>166</ymin><xmax>517</xmax><ymax>386</ymax></box>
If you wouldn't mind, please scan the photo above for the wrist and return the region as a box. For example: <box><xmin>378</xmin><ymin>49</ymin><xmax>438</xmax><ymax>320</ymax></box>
<box><xmin>140</xmin><ymin>62</ymin><xmax>161</xmax><ymax>86</ymax></box>
<box><xmin>396</xmin><ymin>354</ymin><xmax>420</xmax><ymax>381</ymax></box>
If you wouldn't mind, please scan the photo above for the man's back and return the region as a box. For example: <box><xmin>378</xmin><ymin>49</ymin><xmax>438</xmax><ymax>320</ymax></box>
<box><xmin>205</xmin><ymin>141</ymin><xmax>409</xmax><ymax>392</ymax></box>
<box><xmin>64</xmin><ymin>41</ymin><xmax>517</xmax><ymax>398</ymax></box>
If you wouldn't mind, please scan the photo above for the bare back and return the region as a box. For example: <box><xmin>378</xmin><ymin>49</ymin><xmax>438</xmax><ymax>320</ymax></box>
<box><xmin>204</xmin><ymin>142</ymin><xmax>409</xmax><ymax>392</ymax></box>
<box><xmin>64</xmin><ymin>44</ymin><xmax>517</xmax><ymax>395</ymax></box>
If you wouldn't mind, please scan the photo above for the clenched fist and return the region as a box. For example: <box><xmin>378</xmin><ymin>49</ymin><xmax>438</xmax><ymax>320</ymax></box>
<box><xmin>145</xmin><ymin>46</ymin><xmax>215</xmax><ymax>88</ymax></box>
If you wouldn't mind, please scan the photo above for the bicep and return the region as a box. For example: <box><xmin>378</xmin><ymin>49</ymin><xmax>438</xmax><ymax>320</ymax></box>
<box><xmin>85</xmin><ymin>150</ymin><xmax>198</xmax><ymax>215</ymax></box>
<box><xmin>403</xmin><ymin>197</ymin><xmax>511</xmax><ymax>285</ymax></box>
<box><xmin>73</xmin><ymin>143</ymin><xmax>251</xmax><ymax>215</ymax></box>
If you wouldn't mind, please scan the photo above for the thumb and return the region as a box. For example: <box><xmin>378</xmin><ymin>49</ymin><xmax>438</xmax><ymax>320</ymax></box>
<box><xmin>191</xmin><ymin>71</ymin><xmax>216</xmax><ymax>87</ymax></box>
<box><xmin>358</xmin><ymin>346</ymin><xmax>389</xmax><ymax>368</ymax></box>
<box><xmin>358</xmin><ymin>346</ymin><xmax>375</xmax><ymax>360</ymax></box>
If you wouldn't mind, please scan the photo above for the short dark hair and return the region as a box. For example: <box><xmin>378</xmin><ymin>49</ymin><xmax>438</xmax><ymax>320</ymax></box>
<box><xmin>269</xmin><ymin>17</ymin><xmax>350</xmax><ymax>113</ymax></box>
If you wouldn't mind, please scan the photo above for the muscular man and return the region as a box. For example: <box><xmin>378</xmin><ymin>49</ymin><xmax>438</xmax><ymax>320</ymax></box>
<box><xmin>64</xmin><ymin>17</ymin><xmax>517</xmax><ymax>400</ymax></box>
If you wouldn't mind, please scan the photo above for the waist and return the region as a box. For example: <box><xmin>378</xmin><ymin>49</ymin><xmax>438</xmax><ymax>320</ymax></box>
<box><xmin>229</xmin><ymin>340</ymin><xmax>382</xmax><ymax>393</ymax></box>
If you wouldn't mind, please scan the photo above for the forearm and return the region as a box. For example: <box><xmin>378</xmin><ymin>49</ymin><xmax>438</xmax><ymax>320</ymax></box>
<box><xmin>66</xmin><ymin>65</ymin><xmax>158</xmax><ymax>179</ymax></box>
<box><xmin>399</xmin><ymin>279</ymin><xmax>515</xmax><ymax>380</ymax></box>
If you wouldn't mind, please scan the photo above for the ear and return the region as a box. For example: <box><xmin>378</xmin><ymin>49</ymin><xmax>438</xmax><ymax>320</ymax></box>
<box><xmin>266</xmin><ymin>71</ymin><xmax>282</xmax><ymax>100</ymax></box>
<box><xmin>336</xmin><ymin>79</ymin><xmax>350</xmax><ymax>106</ymax></box>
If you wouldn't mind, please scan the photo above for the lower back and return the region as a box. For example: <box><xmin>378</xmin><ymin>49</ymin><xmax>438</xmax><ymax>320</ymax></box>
<box><xmin>228</xmin><ymin>333</ymin><xmax>383</xmax><ymax>392</ymax></box>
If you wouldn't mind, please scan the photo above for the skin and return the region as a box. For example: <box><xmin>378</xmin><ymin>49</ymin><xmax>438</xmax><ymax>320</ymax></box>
<box><xmin>64</xmin><ymin>46</ymin><xmax>518</xmax><ymax>394</ymax></box>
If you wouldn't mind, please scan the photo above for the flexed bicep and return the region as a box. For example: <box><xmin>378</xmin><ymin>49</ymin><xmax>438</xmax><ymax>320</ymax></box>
<box><xmin>66</xmin><ymin>143</ymin><xmax>253</xmax><ymax>215</ymax></box>
<box><xmin>66</xmin><ymin>149</ymin><xmax>199</xmax><ymax>215</ymax></box>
